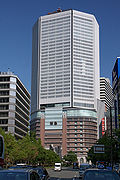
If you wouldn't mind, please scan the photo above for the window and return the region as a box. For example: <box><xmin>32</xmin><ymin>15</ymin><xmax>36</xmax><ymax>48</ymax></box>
<box><xmin>54</xmin><ymin>121</ymin><xmax>57</xmax><ymax>125</ymax></box>
<box><xmin>50</xmin><ymin>122</ymin><xmax>53</xmax><ymax>125</ymax></box>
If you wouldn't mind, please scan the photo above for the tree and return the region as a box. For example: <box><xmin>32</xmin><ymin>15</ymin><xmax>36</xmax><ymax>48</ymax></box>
<box><xmin>87</xmin><ymin>132</ymin><xmax>120</xmax><ymax>165</ymax></box>
<box><xmin>63</xmin><ymin>151</ymin><xmax>77</xmax><ymax>165</ymax></box>
<box><xmin>0</xmin><ymin>129</ymin><xmax>62</xmax><ymax>166</ymax></box>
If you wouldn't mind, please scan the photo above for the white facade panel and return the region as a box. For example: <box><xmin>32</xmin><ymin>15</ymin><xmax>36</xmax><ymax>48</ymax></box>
<box><xmin>72</xmin><ymin>10</ymin><xmax>99</xmax><ymax>110</ymax></box>
<box><xmin>40</xmin><ymin>11</ymin><xmax>71</xmax><ymax>105</ymax></box>
<box><xmin>31</xmin><ymin>9</ymin><xmax>100</xmax><ymax>111</ymax></box>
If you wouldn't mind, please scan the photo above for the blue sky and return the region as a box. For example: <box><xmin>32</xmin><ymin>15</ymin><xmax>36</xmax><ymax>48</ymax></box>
<box><xmin>0</xmin><ymin>0</ymin><xmax>120</xmax><ymax>92</ymax></box>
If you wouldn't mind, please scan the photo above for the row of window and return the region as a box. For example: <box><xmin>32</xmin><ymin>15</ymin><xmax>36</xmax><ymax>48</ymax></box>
<box><xmin>74</xmin><ymin>27</ymin><xmax>93</xmax><ymax>35</ymax></box>
<box><xmin>74</xmin><ymin>19</ymin><xmax>93</xmax><ymax>27</ymax></box>
<box><xmin>0</xmin><ymin>77</ymin><xmax>10</xmax><ymax>82</ymax></box>
<box><xmin>74</xmin><ymin>38</ymin><xmax>93</xmax><ymax>45</ymax></box>
<box><xmin>0</xmin><ymin>119</ymin><xmax>8</xmax><ymax>124</ymax></box>
<box><xmin>0</xmin><ymin>112</ymin><xmax>8</xmax><ymax>117</ymax></box>
<box><xmin>41</xmin><ymin>46</ymin><xmax>70</xmax><ymax>52</ymax></box>
<box><xmin>74</xmin><ymin>31</ymin><xmax>93</xmax><ymax>38</ymax></box>
<box><xmin>41</xmin><ymin>51</ymin><xmax>70</xmax><ymax>56</ymax></box>
<box><xmin>41</xmin><ymin>86</ymin><xmax>70</xmax><ymax>90</ymax></box>
<box><xmin>42</xmin><ymin>40</ymin><xmax>70</xmax><ymax>47</ymax></box>
<box><xmin>0</xmin><ymin>105</ymin><xmax>9</xmax><ymax>110</ymax></box>
<box><xmin>41</xmin><ymin>91</ymin><xmax>70</xmax><ymax>96</ymax></box>
<box><xmin>73</xmin><ymin>51</ymin><xmax>93</xmax><ymax>58</ymax></box>
<box><xmin>42</xmin><ymin>31</ymin><xmax>70</xmax><ymax>38</ymax></box>
<box><xmin>41</xmin><ymin>53</ymin><xmax>70</xmax><ymax>58</ymax></box>
<box><xmin>73</xmin><ymin>40</ymin><xmax>93</xmax><ymax>48</ymax></box>
<box><xmin>41</xmin><ymin>73</ymin><xmax>70</xmax><ymax>79</ymax></box>
<box><xmin>74</xmin><ymin>92</ymin><xmax>94</xmax><ymax>97</ymax></box>
<box><xmin>74</xmin><ymin>15</ymin><xmax>93</xmax><ymax>23</ymax></box>
<box><xmin>42</xmin><ymin>22</ymin><xmax>70</xmax><ymax>29</ymax></box>
<box><xmin>41</xmin><ymin>84</ymin><xmax>70</xmax><ymax>88</ymax></box>
<box><xmin>42</xmin><ymin>16</ymin><xmax>70</xmax><ymax>23</ymax></box>
<box><xmin>0</xmin><ymin>84</ymin><xmax>9</xmax><ymax>89</ymax></box>
<box><xmin>0</xmin><ymin>91</ymin><xmax>9</xmax><ymax>96</ymax></box>
<box><xmin>42</xmin><ymin>28</ymin><xmax>70</xmax><ymax>35</ymax></box>
<box><xmin>74</xmin><ymin>102</ymin><xmax>94</xmax><ymax>108</ymax></box>
<box><xmin>74</xmin><ymin>60</ymin><xmax>93</xmax><ymax>67</ymax></box>
<box><xmin>41</xmin><ymin>38</ymin><xmax>70</xmax><ymax>45</ymax></box>
<box><xmin>73</xmin><ymin>23</ymin><xmax>93</xmax><ymax>32</ymax></box>
<box><xmin>41</xmin><ymin>94</ymin><xmax>70</xmax><ymax>99</ymax></box>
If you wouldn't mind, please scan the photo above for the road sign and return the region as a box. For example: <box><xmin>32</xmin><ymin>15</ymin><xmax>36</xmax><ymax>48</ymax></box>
<box><xmin>94</xmin><ymin>144</ymin><xmax>104</xmax><ymax>153</ymax></box>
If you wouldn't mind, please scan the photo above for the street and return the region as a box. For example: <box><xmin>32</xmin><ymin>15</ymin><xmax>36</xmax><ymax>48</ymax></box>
<box><xmin>47</xmin><ymin>167</ymin><xmax>79</xmax><ymax>180</ymax></box>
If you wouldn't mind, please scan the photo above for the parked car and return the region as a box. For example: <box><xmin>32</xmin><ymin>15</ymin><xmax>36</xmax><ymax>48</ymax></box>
<box><xmin>0</xmin><ymin>169</ymin><xmax>41</xmax><ymax>180</ymax></box>
<box><xmin>9</xmin><ymin>165</ymin><xmax>29</xmax><ymax>170</ymax></box>
<box><xmin>33</xmin><ymin>166</ymin><xmax>50</xmax><ymax>180</ymax></box>
<box><xmin>83</xmin><ymin>169</ymin><xmax>120</xmax><ymax>180</ymax></box>
<box><xmin>73</xmin><ymin>162</ymin><xmax>79</xmax><ymax>169</ymax></box>
<box><xmin>79</xmin><ymin>163</ymin><xmax>91</xmax><ymax>178</ymax></box>
<box><xmin>114</xmin><ymin>164</ymin><xmax>120</xmax><ymax>173</ymax></box>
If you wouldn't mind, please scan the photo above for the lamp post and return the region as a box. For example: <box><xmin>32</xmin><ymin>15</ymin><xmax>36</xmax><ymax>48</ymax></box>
<box><xmin>110</xmin><ymin>106</ymin><xmax>113</xmax><ymax>169</ymax></box>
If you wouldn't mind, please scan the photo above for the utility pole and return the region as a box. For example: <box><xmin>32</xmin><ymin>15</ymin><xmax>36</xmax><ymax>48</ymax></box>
<box><xmin>110</xmin><ymin>106</ymin><xmax>113</xmax><ymax>169</ymax></box>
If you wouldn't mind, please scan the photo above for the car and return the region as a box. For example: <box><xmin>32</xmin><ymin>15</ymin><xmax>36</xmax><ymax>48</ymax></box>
<box><xmin>83</xmin><ymin>169</ymin><xmax>120</xmax><ymax>180</ymax></box>
<box><xmin>79</xmin><ymin>163</ymin><xmax>91</xmax><ymax>178</ymax></box>
<box><xmin>73</xmin><ymin>162</ymin><xmax>79</xmax><ymax>169</ymax></box>
<box><xmin>0</xmin><ymin>169</ymin><xmax>41</xmax><ymax>180</ymax></box>
<box><xmin>9</xmin><ymin>165</ymin><xmax>29</xmax><ymax>170</ymax></box>
<box><xmin>97</xmin><ymin>164</ymin><xmax>105</xmax><ymax>169</ymax></box>
<box><xmin>114</xmin><ymin>164</ymin><xmax>120</xmax><ymax>173</ymax></box>
<box><xmin>33</xmin><ymin>166</ymin><xmax>50</xmax><ymax>180</ymax></box>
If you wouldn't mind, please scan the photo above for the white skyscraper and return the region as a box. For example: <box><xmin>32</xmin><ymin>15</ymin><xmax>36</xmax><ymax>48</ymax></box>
<box><xmin>31</xmin><ymin>9</ymin><xmax>100</xmax><ymax>114</ymax></box>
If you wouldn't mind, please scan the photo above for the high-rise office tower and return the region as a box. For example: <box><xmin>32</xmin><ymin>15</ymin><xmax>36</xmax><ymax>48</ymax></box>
<box><xmin>31</xmin><ymin>9</ymin><xmax>100</xmax><ymax>162</ymax></box>
<box><xmin>31</xmin><ymin>9</ymin><xmax>99</xmax><ymax>112</ymax></box>
<box><xmin>0</xmin><ymin>72</ymin><xmax>30</xmax><ymax>139</ymax></box>
<box><xmin>100</xmin><ymin>77</ymin><xmax>113</xmax><ymax>111</ymax></box>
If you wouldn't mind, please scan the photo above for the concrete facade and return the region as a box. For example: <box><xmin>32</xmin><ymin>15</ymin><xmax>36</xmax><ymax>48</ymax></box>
<box><xmin>0</xmin><ymin>72</ymin><xmax>30</xmax><ymax>139</ymax></box>
<box><xmin>100</xmin><ymin>77</ymin><xmax>113</xmax><ymax>112</ymax></box>
<box><xmin>31</xmin><ymin>9</ymin><xmax>100</xmax><ymax>114</ymax></box>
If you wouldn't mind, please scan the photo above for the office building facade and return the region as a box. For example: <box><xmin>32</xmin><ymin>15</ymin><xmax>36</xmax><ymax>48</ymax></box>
<box><xmin>112</xmin><ymin>57</ymin><xmax>120</xmax><ymax>129</ymax></box>
<box><xmin>31</xmin><ymin>9</ymin><xmax>99</xmax><ymax>112</ymax></box>
<box><xmin>0</xmin><ymin>72</ymin><xmax>30</xmax><ymax>139</ymax></box>
<box><xmin>31</xmin><ymin>9</ymin><xmax>100</xmax><ymax>162</ymax></box>
<box><xmin>100</xmin><ymin>77</ymin><xmax>113</xmax><ymax>112</ymax></box>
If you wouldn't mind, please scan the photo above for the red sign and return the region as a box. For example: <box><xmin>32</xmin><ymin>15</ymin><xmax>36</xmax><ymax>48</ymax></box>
<box><xmin>102</xmin><ymin>118</ymin><xmax>105</xmax><ymax>135</ymax></box>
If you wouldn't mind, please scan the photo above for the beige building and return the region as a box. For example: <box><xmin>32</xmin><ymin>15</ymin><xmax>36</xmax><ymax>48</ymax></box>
<box><xmin>0</xmin><ymin>72</ymin><xmax>30</xmax><ymax>139</ymax></box>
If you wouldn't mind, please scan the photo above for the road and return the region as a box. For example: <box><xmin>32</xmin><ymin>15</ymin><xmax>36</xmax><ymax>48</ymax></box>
<box><xmin>47</xmin><ymin>167</ymin><xmax>79</xmax><ymax>180</ymax></box>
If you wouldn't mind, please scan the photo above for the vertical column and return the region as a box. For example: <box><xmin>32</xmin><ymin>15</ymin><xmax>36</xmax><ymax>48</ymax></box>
<box><xmin>62</xmin><ymin>112</ymin><xmax>67</xmax><ymax>156</ymax></box>
<box><xmin>40</xmin><ymin>113</ymin><xmax>45</xmax><ymax>147</ymax></box>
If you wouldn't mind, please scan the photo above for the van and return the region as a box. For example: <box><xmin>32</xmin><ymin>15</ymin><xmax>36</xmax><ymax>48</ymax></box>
<box><xmin>54</xmin><ymin>163</ymin><xmax>61</xmax><ymax>171</ymax></box>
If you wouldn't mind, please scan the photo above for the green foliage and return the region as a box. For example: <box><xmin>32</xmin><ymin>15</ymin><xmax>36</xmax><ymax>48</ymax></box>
<box><xmin>87</xmin><ymin>131</ymin><xmax>120</xmax><ymax>164</ymax></box>
<box><xmin>0</xmin><ymin>129</ymin><xmax>60</xmax><ymax>166</ymax></box>
<box><xmin>63</xmin><ymin>151</ymin><xmax>77</xmax><ymax>164</ymax></box>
